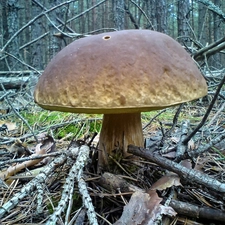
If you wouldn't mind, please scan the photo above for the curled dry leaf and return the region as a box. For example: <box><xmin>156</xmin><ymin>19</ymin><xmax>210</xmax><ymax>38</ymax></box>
<box><xmin>147</xmin><ymin>190</ymin><xmax>177</xmax><ymax>224</ymax></box>
<box><xmin>114</xmin><ymin>190</ymin><xmax>176</xmax><ymax>225</ymax></box>
<box><xmin>91</xmin><ymin>133</ymin><xmax>100</xmax><ymax>146</ymax></box>
<box><xmin>188</xmin><ymin>138</ymin><xmax>195</xmax><ymax>150</ymax></box>
<box><xmin>114</xmin><ymin>191</ymin><xmax>154</xmax><ymax>225</ymax></box>
<box><xmin>36</xmin><ymin>135</ymin><xmax>55</xmax><ymax>165</ymax></box>
<box><xmin>0</xmin><ymin>136</ymin><xmax>55</xmax><ymax>180</ymax></box>
<box><xmin>180</xmin><ymin>159</ymin><xmax>192</xmax><ymax>170</ymax></box>
<box><xmin>0</xmin><ymin>144</ymin><xmax>44</xmax><ymax>180</ymax></box>
<box><xmin>162</xmin><ymin>151</ymin><xmax>176</xmax><ymax>158</ymax></box>
<box><xmin>8</xmin><ymin>139</ymin><xmax>30</xmax><ymax>156</ymax></box>
<box><xmin>149</xmin><ymin>173</ymin><xmax>182</xmax><ymax>191</ymax></box>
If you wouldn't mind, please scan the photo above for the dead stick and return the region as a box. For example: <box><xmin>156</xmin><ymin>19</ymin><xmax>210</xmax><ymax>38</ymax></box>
<box><xmin>182</xmin><ymin>73</ymin><xmax>225</xmax><ymax>145</ymax></box>
<box><xmin>128</xmin><ymin>144</ymin><xmax>225</xmax><ymax>193</ymax></box>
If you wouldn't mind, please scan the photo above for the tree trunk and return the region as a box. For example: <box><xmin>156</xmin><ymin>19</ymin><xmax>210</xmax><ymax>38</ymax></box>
<box><xmin>213</xmin><ymin>0</ymin><xmax>222</xmax><ymax>66</ymax></box>
<box><xmin>177</xmin><ymin>0</ymin><xmax>190</xmax><ymax>45</ymax></box>
<box><xmin>147</xmin><ymin>0</ymin><xmax>167</xmax><ymax>33</ymax></box>
<box><xmin>4</xmin><ymin>0</ymin><xmax>20</xmax><ymax>70</ymax></box>
<box><xmin>114</xmin><ymin>0</ymin><xmax>125</xmax><ymax>30</ymax></box>
<box><xmin>149</xmin><ymin>0</ymin><xmax>157</xmax><ymax>30</ymax></box>
<box><xmin>1</xmin><ymin>0</ymin><xmax>9</xmax><ymax>70</ymax></box>
<box><xmin>30</xmin><ymin>1</ymin><xmax>44</xmax><ymax>70</ymax></box>
<box><xmin>155</xmin><ymin>0</ymin><xmax>167</xmax><ymax>33</ymax></box>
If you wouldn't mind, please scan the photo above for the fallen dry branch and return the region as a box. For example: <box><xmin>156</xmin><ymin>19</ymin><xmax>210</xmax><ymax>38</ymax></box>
<box><xmin>170</xmin><ymin>200</ymin><xmax>225</xmax><ymax>223</ymax></box>
<box><xmin>128</xmin><ymin>145</ymin><xmax>225</xmax><ymax>193</ymax></box>
<box><xmin>182</xmin><ymin>73</ymin><xmax>225</xmax><ymax>145</ymax></box>
<box><xmin>0</xmin><ymin>143</ymin><xmax>47</xmax><ymax>180</ymax></box>
<box><xmin>46</xmin><ymin>145</ymin><xmax>97</xmax><ymax>225</ymax></box>
<box><xmin>0</xmin><ymin>150</ymin><xmax>67</xmax><ymax>219</ymax></box>
<box><xmin>198</xmin><ymin>0</ymin><xmax>225</xmax><ymax>22</ymax></box>
<box><xmin>0</xmin><ymin>77</ymin><xmax>30</xmax><ymax>90</ymax></box>
<box><xmin>193</xmin><ymin>36</ymin><xmax>225</xmax><ymax>61</ymax></box>
<box><xmin>0</xmin><ymin>151</ymin><xmax>61</xmax><ymax>169</ymax></box>
<box><xmin>1</xmin><ymin>83</ymin><xmax>38</xmax><ymax>142</ymax></box>
<box><xmin>0</xmin><ymin>145</ymin><xmax>97</xmax><ymax>225</ymax></box>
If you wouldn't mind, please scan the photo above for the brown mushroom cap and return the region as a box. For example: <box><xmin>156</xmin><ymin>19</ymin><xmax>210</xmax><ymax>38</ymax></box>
<box><xmin>34</xmin><ymin>30</ymin><xmax>207</xmax><ymax>113</ymax></box>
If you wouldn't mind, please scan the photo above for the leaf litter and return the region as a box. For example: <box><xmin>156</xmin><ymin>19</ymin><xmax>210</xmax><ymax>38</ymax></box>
<box><xmin>1</xmin><ymin>77</ymin><xmax>225</xmax><ymax>224</ymax></box>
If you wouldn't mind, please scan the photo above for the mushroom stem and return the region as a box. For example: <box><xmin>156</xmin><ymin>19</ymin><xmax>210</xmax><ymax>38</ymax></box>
<box><xmin>98</xmin><ymin>113</ymin><xmax>144</xmax><ymax>169</ymax></box>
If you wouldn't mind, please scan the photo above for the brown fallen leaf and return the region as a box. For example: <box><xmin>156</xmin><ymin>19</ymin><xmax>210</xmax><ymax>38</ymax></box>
<box><xmin>149</xmin><ymin>173</ymin><xmax>182</xmax><ymax>191</ymax></box>
<box><xmin>8</xmin><ymin>139</ymin><xmax>30</xmax><ymax>156</ymax></box>
<box><xmin>0</xmin><ymin>144</ymin><xmax>45</xmax><ymax>180</ymax></box>
<box><xmin>114</xmin><ymin>190</ymin><xmax>177</xmax><ymax>225</ymax></box>
<box><xmin>0</xmin><ymin>136</ymin><xmax>55</xmax><ymax>180</ymax></box>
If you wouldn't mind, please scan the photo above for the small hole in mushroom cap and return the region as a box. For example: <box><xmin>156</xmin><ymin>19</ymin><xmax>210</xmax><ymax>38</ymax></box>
<box><xmin>102</xmin><ymin>35</ymin><xmax>111</xmax><ymax>40</ymax></box>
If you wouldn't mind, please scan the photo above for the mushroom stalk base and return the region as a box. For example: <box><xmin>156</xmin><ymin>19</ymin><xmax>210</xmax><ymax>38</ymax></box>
<box><xmin>98</xmin><ymin>113</ymin><xmax>144</xmax><ymax>170</ymax></box>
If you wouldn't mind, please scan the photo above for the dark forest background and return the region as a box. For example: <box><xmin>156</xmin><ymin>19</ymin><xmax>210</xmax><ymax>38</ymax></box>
<box><xmin>1</xmin><ymin>0</ymin><xmax>225</xmax><ymax>76</ymax></box>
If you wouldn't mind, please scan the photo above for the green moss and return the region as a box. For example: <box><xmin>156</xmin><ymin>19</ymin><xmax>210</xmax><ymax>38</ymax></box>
<box><xmin>18</xmin><ymin>105</ymin><xmax>203</xmax><ymax>141</ymax></box>
<box><xmin>46</xmin><ymin>192</ymin><xmax>82</xmax><ymax>214</ymax></box>
<box><xmin>72</xmin><ymin>192</ymin><xmax>83</xmax><ymax>211</ymax></box>
<box><xmin>142</xmin><ymin>107</ymin><xmax>202</xmax><ymax>124</ymax></box>
<box><xmin>20</xmin><ymin>109</ymin><xmax>102</xmax><ymax>140</ymax></box>
<box><xmin>46</xmin><ymin>196</ymin><xmax>60</xmax><ymax>214</ymax></box>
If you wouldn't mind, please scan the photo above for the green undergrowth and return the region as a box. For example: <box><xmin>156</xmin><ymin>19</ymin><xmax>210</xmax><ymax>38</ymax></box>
<box><xmin>142</xmin><ymin>106</ymin><xmax>203</xmax><ymax>124</ymax></box>
<box><xmin>20</xmin><ymin>108</ymin><xmax>102</xmax><ymax>140</ymax></box>
<box><xmin>47</xmin><ymin>192</ymin><xmax>82</xmax><ymax>214</ymax></box>
<box><xmin>13</xmin><ymin>104</ymin><xmax>203</xmax><ymax>141</ymax></box>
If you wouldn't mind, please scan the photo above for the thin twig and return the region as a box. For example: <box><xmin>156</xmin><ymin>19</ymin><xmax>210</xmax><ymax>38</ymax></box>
<box><xmin>182</xmin><ymin>73</ymin><xmax>225</xmax><ymax>145</ymax></box>
<box><xmin>0</xmin><ymin>83</ymin><xmax>38</xmax><ymax>143</ymax></box>
<box><xmin>0</xmin><ymin>91</ymin><xmax>12</xmax><ymax>101</ymax></box>
<box><xmin>164</xmin><ymin>104</ymin><xmax>184</xmax><ymax>137</ymax></box>
<box><xmin>176</xmin><ymin>120</ymin><xmax>190</xmax><ymax>159</ymax></box>
<box><xmin>0</xmin><ymin>0</ymin><xmax>78</xmax><ymax>52</ymax></box>
<box><xmin>128</xmin><ymin>144</ymin><xmax>225</xmax><ymax>193</ymax></box>
<box><xmin>4</xmin><ymin>52</ymin><xmax>41</xmax><ymax>75</ymax></box>
<box><xmin>0</xmin><ymin>152</ymin><xmax>61</xmax><ymax>168</ymax></box>
<box><xmin>46</xmin><ymin>145</ymin><xmax>97</xmax><ymax>225</ymax></box>
<box><xmin>0</xmin><ymin>151</ymin><xmax>68</xmax><ymax>218</ymax></box>
<box><xmin>129</xmin><ymin>0</ymin><xmax>154</xmax><ymax>29</ymax></box>
<box><xmin>67</xmin><ymin>0</ymin><xmax>107</xmax><ymax>23</ymax></box>
<box><xmin>143</xmin><ymin>109</ymin><xmax>167</xmax><ymax>130</ymax></box>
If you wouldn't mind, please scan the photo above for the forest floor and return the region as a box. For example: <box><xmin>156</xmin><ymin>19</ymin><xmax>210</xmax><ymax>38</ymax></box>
<box><xmin>0</xmin><ymin>82</ymin><xmax>225</xmax><ymax>225</ymax></box>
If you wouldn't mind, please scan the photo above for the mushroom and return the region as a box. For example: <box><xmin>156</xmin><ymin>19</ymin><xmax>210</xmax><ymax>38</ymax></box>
<box><xmin>34</xmin><ymin>30</ymin><xmax>207</xmax><ymax>170</ymax></box>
